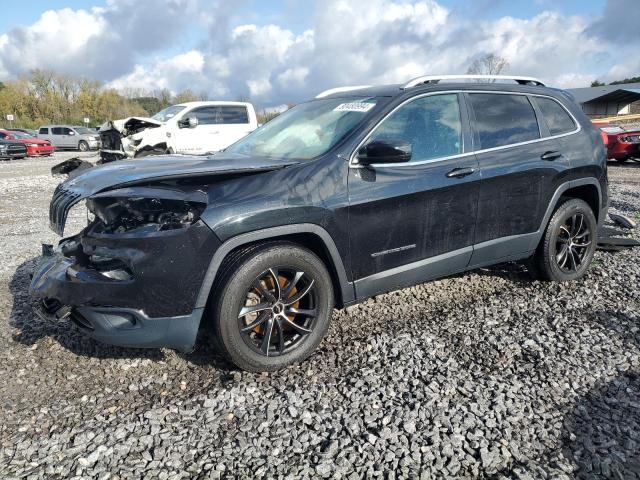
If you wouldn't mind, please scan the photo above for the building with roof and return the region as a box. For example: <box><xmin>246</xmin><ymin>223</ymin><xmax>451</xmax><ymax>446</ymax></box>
<box><xmin>566</xmin><ymin>83</ymin><xmax>640</xmax><ymax>117</ymax></box>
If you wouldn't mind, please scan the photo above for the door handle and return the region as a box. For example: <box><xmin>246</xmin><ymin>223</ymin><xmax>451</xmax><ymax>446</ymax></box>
<box><xmin>446</xmin><ymin>167</ymin><xmax>476</xmax><ymax>178</ymax></box>
<box><xmin>541</xmin><ymin>151</ymin><xmax>562</xmax><ymax>161</ymax></box>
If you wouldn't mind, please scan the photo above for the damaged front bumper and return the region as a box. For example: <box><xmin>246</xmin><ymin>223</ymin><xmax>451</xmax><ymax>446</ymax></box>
<box><xmin>29</xmin><ymin>220</ymin><xmax>221</xmax><ymax>352</ymax></box>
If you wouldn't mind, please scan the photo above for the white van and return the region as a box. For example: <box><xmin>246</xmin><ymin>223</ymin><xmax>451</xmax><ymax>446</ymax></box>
<box><xmin>99</xmin><ymin>101</ymin><xmax>258</xmax><ymax>161</ymax></box>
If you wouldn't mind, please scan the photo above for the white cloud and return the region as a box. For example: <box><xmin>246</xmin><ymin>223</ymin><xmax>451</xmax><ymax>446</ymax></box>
<box><xmin>0</xmin><ymin>0</ymin><xmax>199</xmax><ymax>80</ymax></box>
<box><xmin>1</xmin><ymin>0</ymin><xmax>638</xmax><ymax>106</ymax></box>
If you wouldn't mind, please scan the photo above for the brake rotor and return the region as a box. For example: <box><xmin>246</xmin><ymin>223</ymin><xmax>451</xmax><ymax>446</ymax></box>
<box><xmin>245</xmin><ymin>274</ymin><xmax>300</xmax><ymax>335</ymax></box>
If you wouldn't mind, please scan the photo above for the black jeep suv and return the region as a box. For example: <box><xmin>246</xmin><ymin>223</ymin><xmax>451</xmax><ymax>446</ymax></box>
<box><xmin>30</xmin><ymin>75</ymin><xmax>608</xmax><ymax>372</ymax></box>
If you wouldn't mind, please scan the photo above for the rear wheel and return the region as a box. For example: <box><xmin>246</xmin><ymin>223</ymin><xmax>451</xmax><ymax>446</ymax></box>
<box><xmin>212</xmin><ymin>243</ymin><xmax>334</xmax><ymax>372</ymax></box>
<box><xmin>78</xmin><ymin>140</ymin><xmax>89</xmax><ymax>152</ymax></box>
<box><xmin>530</xmin><ymin>198</ymin><xmax>597</xmax><ymax>282</ymax></box>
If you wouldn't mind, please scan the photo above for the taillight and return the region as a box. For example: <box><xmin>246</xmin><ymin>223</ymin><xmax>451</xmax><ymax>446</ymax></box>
<box><xmin>600</xmin><ymin>131</ymin><xmax>609</xmax><ymax>146</ymax></box>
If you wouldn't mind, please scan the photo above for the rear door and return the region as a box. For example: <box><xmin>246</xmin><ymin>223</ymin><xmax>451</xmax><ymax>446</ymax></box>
<box><xmin>348</xmin><ymin>93</ymin><xmax>480</xmax><ymax>298</ymax></box>
<box><xmin>214</xmin><ymin>106</ymin><xmax>255</xmax><ymax>150</ymax></box>
<box><xmin>38</xmin><ymin>127</ymin><xmax>51</xmax><ymax>143</ymax></box>
<box><xmin>466</xmin><ymin>92</ymin><xmax>569</xmax><ymax>267</ymax></box>
<box><xmin>50</xmin><ymin>127</ymin><xmax>69</xmax><ymax>147</ymax></box>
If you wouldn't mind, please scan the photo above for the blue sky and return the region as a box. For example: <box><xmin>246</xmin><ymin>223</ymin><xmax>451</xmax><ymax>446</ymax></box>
<box><xmin>0</xmin><ymin>0</ymin><xmax>606</xmax><ymax>32</ymax></box>
<box><xmin>0</xmin><ymin>0</ymin><xmax>637</xmax><ymax>106</ymax></box>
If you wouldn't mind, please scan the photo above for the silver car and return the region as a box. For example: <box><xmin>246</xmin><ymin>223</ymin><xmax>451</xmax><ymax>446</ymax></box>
<box><xmin>37</xmin><ymin>125</ymin><xmax>100</xmax><ymax>151</ymax></box>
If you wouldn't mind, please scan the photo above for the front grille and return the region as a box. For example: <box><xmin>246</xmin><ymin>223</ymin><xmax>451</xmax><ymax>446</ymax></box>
<box><xmin>49</xmin><ymin>185</ymin><xmax>82</xmax><ymax>235</ymax></box>
<box><xmin>7</xmin><ymin>144</ymin><xmax>27</xmax><ymax>155</ymax></box>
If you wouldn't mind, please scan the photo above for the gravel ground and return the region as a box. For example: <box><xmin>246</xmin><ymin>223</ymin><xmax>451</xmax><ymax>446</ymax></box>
<box><xmin>0</xmin><ymin>153</ymin><xmax>639</xmax><ymax>479</ymax></box>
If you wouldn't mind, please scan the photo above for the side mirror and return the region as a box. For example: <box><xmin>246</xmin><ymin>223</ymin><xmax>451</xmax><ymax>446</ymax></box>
<box><xmin>355</xmin><ymin>139</ymin><xmax>412</xmax><ymax>165</ymax></box>
<box><xmin>179</xmin><ymin>117</ymin><xmax>199</xmax><ymax>129</ymax></box>
<box><xmin>68</xmin><ymin>131</ymin><xmax>76</xmax><ymax>136</ymax></box>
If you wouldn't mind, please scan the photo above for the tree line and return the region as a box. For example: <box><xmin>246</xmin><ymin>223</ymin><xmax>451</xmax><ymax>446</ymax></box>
<box><xmin>0</xmin><ymin>70</ymin><xmax>204</xmax><ymax>129</ymax></box>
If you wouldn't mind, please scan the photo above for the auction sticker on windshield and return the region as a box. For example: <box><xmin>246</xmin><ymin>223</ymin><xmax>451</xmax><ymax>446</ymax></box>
<box><xmin>334</xmin><ymin>102</ymin><xmax>375</xmax><ymax>113</ymax></box>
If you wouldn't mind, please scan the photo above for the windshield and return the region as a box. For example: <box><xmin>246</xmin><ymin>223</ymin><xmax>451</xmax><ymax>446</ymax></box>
<box><xmin>152</xmin><ymin>105</ymin><xmax>187</xmax><ymax>122</ymax></box>
<box><xmin>74</xmin><ymin>127</ymin><xmax>95</xmax><ymax>135</ymax></box>
<box><xmin>10</xmin><ymin>131</ymin><xmax>32</xmax><ymax>139</ymax></box>
<box><xmin>226</xmin><ymin>97</ymin><xmax>380</xmax><ymax>159</ymax></box>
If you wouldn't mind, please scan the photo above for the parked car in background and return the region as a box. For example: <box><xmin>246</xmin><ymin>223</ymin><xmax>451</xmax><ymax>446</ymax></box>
<box><xmin>596</xmin><ymin>124</ymin><xmax>640</xmax><ymax>162</ymax></box>
<box><xmin>31</xmin><ymin>75</ymin><xmax>608</xmax><ymax>372</ymax></box>
<box><xmin>37</xmin><ymin>125</ymin><xmax>100</xmax><ymax>151</ymax></box>
<box><xmin>0</xmin><ymin>129</ymin><xmax>54</xmax><ymax>156</ymax></box>
<box><xmin>0</xmin><ymin>137</ymin><xmax>27</xmax><ymax>160</ymax></box>
<box><xmin>99</xmin><ymin>101</ymin><xmax>258</xmax><ymax>162</ymax></box>
<box><xmin>7</xmin><ymin>128</ymin><xmax>38</xmax><ymax>137</ymax></box>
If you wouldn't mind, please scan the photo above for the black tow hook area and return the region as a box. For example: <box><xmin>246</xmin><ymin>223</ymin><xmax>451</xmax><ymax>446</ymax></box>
<box><xmin>34</xmin><ymin>298</ymin><xmax>72</xmax><ymax>322</ymax></box>
<box><xmin>34</xmin><ymin>299</ymin><xmax>95</xmax><ymax>331</ymax></box>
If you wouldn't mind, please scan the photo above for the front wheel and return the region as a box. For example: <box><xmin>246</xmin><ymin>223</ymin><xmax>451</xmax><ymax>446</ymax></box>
<box><xmin>78</xmin><ymin>140</ymin><xmax>89</xmax><ymax>152</ymax></box>
<box><xmin>530</xmin><ymin>198</ymin><xmax>597</xmax><ymax>282</ymax></box>
<box><xmin>212</xmin><ymin>243</ymin><xmax>334</xmax><ymax>372</ymax></box>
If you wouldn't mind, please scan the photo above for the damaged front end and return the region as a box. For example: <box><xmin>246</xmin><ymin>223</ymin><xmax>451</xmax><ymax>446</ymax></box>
<box><xmin>31</xmin><ymin>184</ymin><xmax>220</xmax><ymax>351</ymax></box>
<box><xmin>29</xmin><ymin>154</ymin><xmax>296</xmax><ymax>352</ymax></box>
<box><xmin>99</xmin><ymin>117</ymin><xmax>163</xmax><ymax>163</ymax></box>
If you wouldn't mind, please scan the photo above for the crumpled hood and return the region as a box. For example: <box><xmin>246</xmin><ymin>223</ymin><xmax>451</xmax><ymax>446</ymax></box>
<box><xmin>50</xmin><ymin>153</ymin><xmax>299</xmax><ymax>235</ymax></box>
<box><xmin>64</xmin><ymin>153</ymin><xmax>298</xmax><ymax>196</ymax></box>
<box><xmin>99</xmin><ymin>116</ymin><xmax>163</xmax><ymax>134</ymax></box>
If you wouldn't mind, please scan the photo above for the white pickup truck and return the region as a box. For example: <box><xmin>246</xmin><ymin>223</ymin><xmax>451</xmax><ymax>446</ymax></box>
<box><xmin>99</xmin><ymin>101</ymin><xmax>259</xmax><ymax>162</ymax></box>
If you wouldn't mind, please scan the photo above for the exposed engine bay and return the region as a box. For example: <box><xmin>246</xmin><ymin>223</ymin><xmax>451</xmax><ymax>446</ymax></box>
<box><xmin>98</xmin><ymin>117</ymin><xmax>163</xmax><ymax>163</ymax></box>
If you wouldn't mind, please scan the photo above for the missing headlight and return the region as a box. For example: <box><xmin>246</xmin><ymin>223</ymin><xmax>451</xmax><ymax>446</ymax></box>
<box><xmin>87</xmin><ymin>197</ymin><xmax>206</xmax><ymax>234</ymax></box>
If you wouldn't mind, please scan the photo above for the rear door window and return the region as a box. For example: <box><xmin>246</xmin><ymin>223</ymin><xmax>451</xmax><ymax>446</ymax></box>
<box><xmin>51</xmin><ymin>127</ymin><xmax>64</xmax><ymax>135</ymax></box>
<box><xmin>191</xmin><ymin>106</ymin><xmax>250</xmax><ymax>125</ymax></box>
<box><xmin>468</xmin><ymin>93</ymin><xmax>540</xmax><ymax>149</ymax></box>
<box><xmin>217</xmin><ymin>106</ymin><xmax>249</xmax><ymax>124</ymax></box>
<box><xmin>533</xmin><ymin>97</ymin><xmax>577</xmax><ymax>136</ymax></box>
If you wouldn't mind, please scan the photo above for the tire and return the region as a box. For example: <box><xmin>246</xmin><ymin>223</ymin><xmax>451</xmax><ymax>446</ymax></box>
<box><xmin>78</xmin><ymin>140</ymin><xmax>89</xmax><ymax>152</ymax></box>
<box><xmin>212</xmin><ymin>242</ymin><xmax>334</xmax><ymax>372</ymax></box>
<box><xmin>616</xmin><ymin>157</ymin><xmax>629</xmax><ymax>163</ymax></box>
<box><xmin>530</xmin><ymin>198</ymin><xmax>597</xmax><ymax>282</ymax></box>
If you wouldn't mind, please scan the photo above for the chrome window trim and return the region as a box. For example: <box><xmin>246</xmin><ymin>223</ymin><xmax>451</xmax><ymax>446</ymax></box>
<box><xmin>349</xmin><ymin>90</ymin><xmax>581</xmax><ymax>169</ymax></box>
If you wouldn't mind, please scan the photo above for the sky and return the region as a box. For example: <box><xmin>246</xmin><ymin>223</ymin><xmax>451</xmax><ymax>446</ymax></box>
<box><xmin>0</xmin><ymin>0</ymin><xmax>638</xmax><ymax>107</ymax></box>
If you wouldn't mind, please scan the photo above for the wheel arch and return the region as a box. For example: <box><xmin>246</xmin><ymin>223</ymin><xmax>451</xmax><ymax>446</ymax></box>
<box><xmin>195</xmin><ymin>224</ymin><xmax>354</xmax><ymax>310</ymax></box>
<box><xmin>560</xmin><ymin>183</ymin><xmax>601</xmax><ymax>222</ymax></box>
<box><xmin>530</xmin><ymin>178</ymin><xmax>602</xmax><ymax>251</ymax></box>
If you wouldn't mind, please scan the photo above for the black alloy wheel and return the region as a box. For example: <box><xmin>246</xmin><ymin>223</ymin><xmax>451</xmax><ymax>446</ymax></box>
<box><xmin>554</xmin><ymin>212</ymin><xmax>592</xmax><ymax>273</ymax></box>
<box><xmin>530</xmin><ymin>197</ymin><xmax>597</xmax><ymax>282</ymax></box>
<box><xmin>212</xmin><ymin>243</ymin><xmax>334</xmax><ymax>372</ymax></box>
<box><xmin>238</xmin><ymin>267</ymin><xmax>318</xmax><ymax>357</ymax></box>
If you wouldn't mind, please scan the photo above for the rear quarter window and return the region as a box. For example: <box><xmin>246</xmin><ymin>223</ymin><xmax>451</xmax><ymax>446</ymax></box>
<box><xmin>39</xmin><ymin>127</ymin><xmax>49</xmax><ymax>135</ymax></box>
<box><xmin>469</xmin><ymin>93</ymin><xmax>540</xmax><ymax>149</ymax></box>
<box><xmin>534</xmin><ymin>97</ymin><xmax>577</xmax><ymax>136</ymax></box>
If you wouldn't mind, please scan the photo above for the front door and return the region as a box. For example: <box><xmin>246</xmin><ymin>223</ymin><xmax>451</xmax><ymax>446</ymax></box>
<box><xmin>174</xmin><ymin>106</ymin><xmax>253</xmax><ymax>154</ymax></box>
<box><xmin>348</xmin><ymin>93</ymin><xmax>480</xmax><ymax>299</ymax></box>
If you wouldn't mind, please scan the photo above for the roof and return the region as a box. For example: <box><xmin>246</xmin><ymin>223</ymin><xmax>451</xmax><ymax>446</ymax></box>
<box><xmin>566</xmin><ymin>83</ymin><xmax>640</xmax><ymax>105</ymax></box>
<box><xmin>317</xmin><ymin>81</ymin><xmax>559</xmax><ymax>100</ymax></box>
<box><xmin>174</xmin><ymin>101</ymin><xmax>253</xmax><ymax>107</ymax></box>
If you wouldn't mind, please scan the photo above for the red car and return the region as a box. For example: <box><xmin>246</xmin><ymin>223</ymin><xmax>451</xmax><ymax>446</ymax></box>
<box><xmin>0</xmin><ymin>129</ymin><xmax>55</xmax><ymax>156</ymax></box>
<box><xmin>597</xmin><ymin>124</ymin><xmax>640</xmax><ymax>163</ymax></box>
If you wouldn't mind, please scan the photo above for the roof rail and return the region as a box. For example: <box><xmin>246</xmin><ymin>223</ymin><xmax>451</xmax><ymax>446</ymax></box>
<box><xmin>315</xmin><ymin>85</ymin><xmax>372</xmax><ymax>98</ymax></box>
<box><xmin>403</xmin><ymin>75</ymin><xmax>545</xmax><ymax>89</ymax></box>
